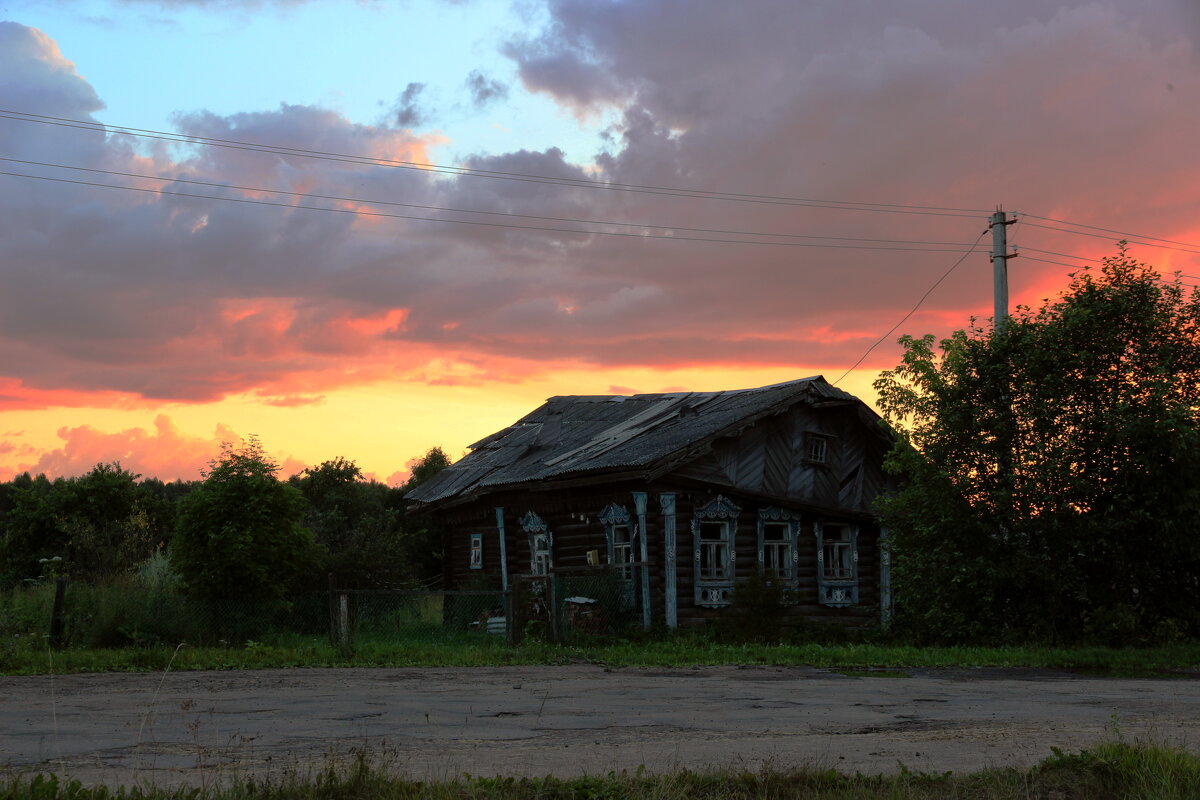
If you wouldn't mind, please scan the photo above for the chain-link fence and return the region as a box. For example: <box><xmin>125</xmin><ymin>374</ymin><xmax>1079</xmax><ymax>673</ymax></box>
<box><xmin>2</xmin><ymin>570</ymin><xmax>646</xmax><ymax>650</ymax></box>
<box><xmin>331</xmin><ymin>590</ymin><xmax>511</xmax><ymax>648</ymax></box>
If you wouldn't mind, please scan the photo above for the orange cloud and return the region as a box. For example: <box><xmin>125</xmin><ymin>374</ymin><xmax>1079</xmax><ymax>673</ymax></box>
<box><xmin>0</xmin><ymin>415</ymin><xmax>304</xmax><ymax>483</ymax></box>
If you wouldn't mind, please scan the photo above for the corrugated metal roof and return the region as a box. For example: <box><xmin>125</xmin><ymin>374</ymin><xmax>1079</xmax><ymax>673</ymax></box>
<box><xmin>406</xmin><ymin>376</ymin><xmax>860</xmax><ymax>505</ymax></box>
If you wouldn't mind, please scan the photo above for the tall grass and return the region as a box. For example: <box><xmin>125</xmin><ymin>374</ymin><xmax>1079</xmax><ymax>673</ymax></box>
<box><xmin>1</xmin><ymin>741</ymin><xmax>1197</xmax><ymax>799</ymax></box>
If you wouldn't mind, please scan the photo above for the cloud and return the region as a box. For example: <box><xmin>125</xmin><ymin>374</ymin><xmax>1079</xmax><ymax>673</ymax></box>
<box><xmin>465</xmin><ymin>69</ymin><xmax>510</xmax><ymax>108</ymax></box>
<box><xmin>1</xmin><ymin>415</ymin><xmax>228</xmax><ymax>482</ymax></box>
<box><xmin>391</xmin><ymin>82</ymin><xmax>427</xmax><ymax>128</ymax></box>
<box><xmin>2</xmin><ymin>7</ymin><xmax>1200</xmax><ymax>420</ymax></box>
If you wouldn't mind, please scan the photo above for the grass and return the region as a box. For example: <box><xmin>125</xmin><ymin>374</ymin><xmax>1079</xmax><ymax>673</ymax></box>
<box><xmin>2</xmin><ymin>632</ymin><xmax>1200</xmax><ymax>675</ymax></box>
<box><xmin>1</xmin><ymin>741</ymin><xmax>1198</xmax><ymax>799</ymax></box>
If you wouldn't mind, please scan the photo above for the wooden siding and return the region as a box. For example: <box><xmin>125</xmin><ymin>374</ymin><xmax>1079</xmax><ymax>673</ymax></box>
<box><xmin>432</xmin><ymin>401</ymin><xmax>890</xmax><ymax>630</ymax></box>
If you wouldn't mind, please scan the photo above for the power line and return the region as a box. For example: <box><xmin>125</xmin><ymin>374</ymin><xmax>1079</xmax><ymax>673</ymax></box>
<box><xmin>0</xmin><ymin>156</ymin><xmax>985</xmax><ymax>248</ymax></box>
<box><xmin>0</xmin><ymin>169</ymin><xmax>985</xmax><ymax>252</ymax></box>
<box><xmin>1019</xmin><ymin>220</ymin><xmax>1200</xmax><ymax>256</ymax></box>
<box><xmin>1021</xmin><ymin>212</ymin><xmax>1200</xmax><ymax>250</ymax></box>
<box><xmin>832</xmin><ymin>230</ymin><xmax>989</xmax><ymax>386</ymax></box>
<box><xmin>0</xmin><ymin>108</ymin><xmax>989</xmax><ymax>217</ymax></box>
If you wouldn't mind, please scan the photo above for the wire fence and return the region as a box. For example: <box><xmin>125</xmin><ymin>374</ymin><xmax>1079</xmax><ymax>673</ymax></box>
<box><xmin>0</xmin><ymin>568</ymin><xmax>645</xmax><ymax>651</ymax></box>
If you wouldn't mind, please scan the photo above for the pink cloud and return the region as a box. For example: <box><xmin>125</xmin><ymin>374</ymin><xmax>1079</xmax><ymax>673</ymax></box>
<box><xmin>2</xmin><ymin>7</ymin><xmax>1200</xmax><ymax>418</ymax></box>
<box><xmin>0</xmin><ymin>415</ymin><xmax>304</xmax><ymax>482</ymax></box>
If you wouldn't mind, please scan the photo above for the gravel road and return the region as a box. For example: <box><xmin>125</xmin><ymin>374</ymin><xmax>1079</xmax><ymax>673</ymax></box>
<box><xmin>1</xmin><ymin>665</ymin><xmax>1197</xmax><ymax>787</ymax></box>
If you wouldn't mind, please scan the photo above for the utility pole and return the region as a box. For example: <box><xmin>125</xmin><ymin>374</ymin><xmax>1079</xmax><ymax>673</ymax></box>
<box><xmin>990</xmin><ymin>208</ymin><xmax>1016</xmax><ymax>330</ymax></box>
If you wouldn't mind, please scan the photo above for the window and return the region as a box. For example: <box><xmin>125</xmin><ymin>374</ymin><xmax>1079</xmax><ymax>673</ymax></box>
<box><xmin>469</xmin><ymin>533</ymin><xmax>483</xmax><ymax>570</ymax></box>
<box><xmin>822</xmin><ymin>527</ymin><xmax>853</xmax><ymax>580</ymax></box>
<box><xmin>757</xmin><ymin>507</ymin><xmax>800</xmax><ymax>583</ymax></box>
<box><xmin>521</xmin><ymin>511</ymin><xmax>552</xmax><ymax>576</ymax></box>
<box><xmin>806</xmin><ymin>433</ymin><xmax>829</xmax><ymax>464</ymax></box>
<box><xmin>698</xmin><ymin>521</ymin><xmax>731</xmax><ymax>581</ymax></box>
<box><xmin>599</xmin><ymin>503</ymin><xmax>635</xmax><ymax>579</ymax></box>
<box><xmin>692</xmin><ymin>495</ymin><xmax>740</xmax><ymax>607</ymax></box>
<box><xmin>815</xmin><ymin>521</ymin><xmax>859</xmax><ymax>606</ymax></box>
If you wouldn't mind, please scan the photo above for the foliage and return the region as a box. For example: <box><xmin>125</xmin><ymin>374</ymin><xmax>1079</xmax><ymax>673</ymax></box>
<box><xmin>875</xmin><ymin>248</ymin><xmax>1200</xmax><ymax>644</ymax></box>
<box><xmin>2</xmin><ymin>741</ymin><xmax>1199</xmax><ymax>799</ymax></box>
<box><xmin>172</xmin><ymin>437</ymin><xmax>318</xmax><ymax>602</ymax></box>
<box><xmin>291</xmin><ymin>457</ymin><xmax>405</xmax><ymax>587</ymax></box>
<box><xmin>0</xmin><ymin>464</ymin><xmax>176</xmax><ymax>587</ymax></box>
<box><xmin>394</xmin><ymin>446</ymin><xmax>452</xmax><ymax>585</ymax></box>
<box><xmin>715</xmin><ymin>573</ymin><xmax>799</xmax><ymax>643</ymax></box>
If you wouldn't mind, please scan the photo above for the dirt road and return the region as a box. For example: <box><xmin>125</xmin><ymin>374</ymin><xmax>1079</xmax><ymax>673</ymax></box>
<box><xmin>1</xmin><ymin>665</ymin><xmax>1197</xmax><ymax>787</ymax></box>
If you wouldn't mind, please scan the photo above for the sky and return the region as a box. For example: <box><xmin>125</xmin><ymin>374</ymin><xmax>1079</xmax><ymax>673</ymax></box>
<box><xmin>2</xmin><ymin>0</ymin><xmax>1200</xmax><ymax>485</ymax></box>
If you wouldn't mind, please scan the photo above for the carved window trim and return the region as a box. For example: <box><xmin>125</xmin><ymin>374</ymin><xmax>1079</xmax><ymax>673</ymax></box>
<box><xmin>692</xmin><ymin>494</ymin><xmax>740</xmax><ymax>608</ymax></box>
<box><xmin>815</xmin><ymin>520</ymin><xmax>859</xmax><ymax>607</ymax></box>
<box><xmin>521</xmin><ymin>510</ymin><xmax>552</xmax><ymax>576</ymax></box>
<box><xmin>599</xmin><ymin>503</ymin><xmax>635</xmax><ymax>580</ymax></box>
<box><xmin>469</xmin><ymin>533</ymin><xmax>483</xmax><ymax>570</ymax></box>
<box><xmin>757</xmin><ymin>507</ymin><xmax>800</xmax><ymax>587</ymax></box>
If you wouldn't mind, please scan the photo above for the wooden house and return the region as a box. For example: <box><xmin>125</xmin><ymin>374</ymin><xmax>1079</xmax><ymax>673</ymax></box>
<box><xmin>405</xmin><ymin>377</ymin><xmax>895</xmax><ymax>629</ymax></box>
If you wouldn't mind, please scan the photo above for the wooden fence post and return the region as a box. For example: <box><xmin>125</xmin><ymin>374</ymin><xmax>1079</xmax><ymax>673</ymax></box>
<box><xmin>48</xmin><ymin>577</ymin><xmax>67</xmax><ymax>649</ymax></box>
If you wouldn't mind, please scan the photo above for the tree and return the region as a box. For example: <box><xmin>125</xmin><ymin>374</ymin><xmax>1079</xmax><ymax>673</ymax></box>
<box><xmin>874</xmin><ymin>248</ymin><xmax>1200</xmax><ymax>644</ymax></box>
<box><xmin>397</xmin><ymin>447</ymin><xmax>452</xmax><ymax>586</ymax></box>
<box><xmin>172</xmin><ymin>437</ymin><xmax>317</xmax><ymax>601</ymax></box>
<box><xmin>291</xmin><ymin>457</ymin><xmax>401</xmax><ymax>587</ymax></box>
<box><xmin>0</xmin><ymin>464</ymin><xmax>170</xmax><ymax>586</ymax></box>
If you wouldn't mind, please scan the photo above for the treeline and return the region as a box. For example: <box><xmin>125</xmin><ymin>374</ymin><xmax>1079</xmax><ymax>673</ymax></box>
<box><xmin>0</xmin><ymin>442</ymin><xmax>450</xmax><ymax>595</ymax></box>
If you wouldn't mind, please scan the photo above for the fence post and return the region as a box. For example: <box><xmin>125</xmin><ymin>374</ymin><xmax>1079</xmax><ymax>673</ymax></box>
<box><xmin>48</xmin><ymin>577</ymin><xmax>67</xmax><ymax>649</ymax></box>
<box><xmin>547</xmin><ymin>573</ymin><xmax>561</xmax><ymax>644</ymax></box>
<box><xmin>338</xmin><ymin>593</ymin><xmax>351</xmax><ymax>652</ymax></box>
<box><xmin>503</xmin><ymin>590</ymin><xmax>514</xmax><ymax>645</ymax></box>
<box><xmin>327</xmin><ymin>573</ymin><xmax>337</xmax><ymax>648</ymax></box>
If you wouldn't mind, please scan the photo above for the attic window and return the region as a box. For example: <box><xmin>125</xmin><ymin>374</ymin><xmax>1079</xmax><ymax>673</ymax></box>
<box><xmin>806</xmin><ymin>433</ymin><xmax>829</xmax><ymax>464</ymax></box>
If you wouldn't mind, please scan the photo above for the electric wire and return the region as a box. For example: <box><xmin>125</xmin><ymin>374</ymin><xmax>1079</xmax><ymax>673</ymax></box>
<box><xmin>0</xmin><ymin>169</ymin><xmax>984</xmax><ymax>252</ymax></box>
<box><xmin>0</xmin><ymin>156</ymin><xmax>985</xmax><ymax>248</ymax></box>
<box><xmin>1019</xmin><ymin>220</ymin><xmax>1200</xmax><ymax>255</ymax></box>
<box><xmin>0</xmin><ymin>108</ymin><xmax>988</xmax><ymax>217</ymax></box>
<box><xmin>831</xmin><ymin>229</ymin><xmax>989</xmax><ymax>386</ymax></box>
<box><xmin>1021</xmin><ymin>212</ymin><xmax>1200</xmax><ymax>250</ymax></box>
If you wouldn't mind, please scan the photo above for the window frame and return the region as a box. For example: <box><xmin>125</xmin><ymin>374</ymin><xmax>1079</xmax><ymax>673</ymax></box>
<box><xmin>814</xmin><ymin>520</ymin><xmax>859</xmax><ymax>606</ymax></box>
<box><xmin>599</xmin><ymin>503</ymin><xmax>635</xmax><ymax>580</ymax></box>
<box><xmin>469</xmin><ymin>533</ymin><xmax>483</xmax><ymax>570</ymax></box>
<box><xmin>692</xmin><ymin>494</ymin><xmax>740</xmax><ymax>608</ymax></box>
<box><xmin>756</xmin><ymin>507</ymin><xmax>800</xmax><ymax>587</ymax></box>
<box><xmin>521</xmin><ymin>511</ymin><xmax>553</xmax><ymax>576</ymax></box>
<box><xmin>805</xmin><ymin>432</ymin><xmax>831</xmax><ymax>464</ymax></box>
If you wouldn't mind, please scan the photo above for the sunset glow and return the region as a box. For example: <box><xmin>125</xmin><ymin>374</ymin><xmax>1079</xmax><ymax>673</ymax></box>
<box><xmin>3</xmin><ymin>1</ymin><xmax>1199</xmax><ymax>485</ymax></box>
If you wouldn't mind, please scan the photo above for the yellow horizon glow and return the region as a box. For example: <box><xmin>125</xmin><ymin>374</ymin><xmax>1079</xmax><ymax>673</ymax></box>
<box><xmin>0</xmin><ymin>366</ymin><xmax>886</xmax><ymax>484</ymax></box>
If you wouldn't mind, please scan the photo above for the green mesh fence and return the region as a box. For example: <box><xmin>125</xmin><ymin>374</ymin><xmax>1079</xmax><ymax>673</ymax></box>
<box><xmin>337</xmin><ymin>590</ymin><xmax>511</xmax><ymax>646</ymax></box>
<box><xmin>553</xmin><ymin>570</ymin><xmax>641</xmax><ymax>641</ymax></box>
<box><xmin>0</xmin><ymin>580</ymin><xmax>512</xmax><ymax>649</ymax></box>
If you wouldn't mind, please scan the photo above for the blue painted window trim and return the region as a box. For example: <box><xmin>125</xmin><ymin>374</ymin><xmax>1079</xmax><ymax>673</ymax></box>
<box><xmin>521</xmin><ymin>510</ymin><xmax>552</xmax><ymax>576</ymax></box>
<box><xmin>756</xmin><ymin>507</ymin><xmax>800</xmax><ymax>589</ymax></box>
<box><xmin>469</xmin><ymin>533</ymin><xmax>483</xmax><ymax>570</ymax></box>
<box><xmin>599</xmin><ymin>502</ymin><xmax>636</xmax><ymax>608</ymax></box>
<box><xmin>692</xmin><ymin>494</ymin><xmax>739</xmax><ymax>608</ymax></box>
<box><xmin>814</xmin><ymin>520</ymin><xmax>859</xmax><ymax>606</ymax></box>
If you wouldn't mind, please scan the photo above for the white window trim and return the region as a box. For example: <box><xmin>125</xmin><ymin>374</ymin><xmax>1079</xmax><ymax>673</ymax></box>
<box><xmin>521</xmin><ymin>510</ymin><xmax>553</xmax><ymax>576</ymax></box>
<box><xmin>814</xmin><ymin>520</ymin><xmax>859</xmax><ymax>607</ymax></box>
<box><xmin>757</xmin><ymin>507</ymin><xmax>800</xmax><ymax>588</ymax></box>
<box><xmin>692</xmin><ymin>494</ymin><xmax>740</xmax><ymax>608</ymax></box>
<box><xmin>469</xmin><ymin>533</ymin><xmax>483</xmax><ymax>570</ymax></box>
